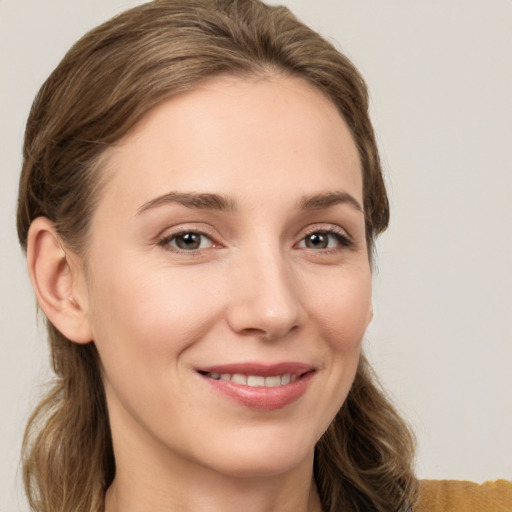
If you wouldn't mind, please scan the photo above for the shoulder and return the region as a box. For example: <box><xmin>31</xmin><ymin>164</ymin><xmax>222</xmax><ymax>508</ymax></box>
<box><xmin>415</xmin><ymin>479</ymin><xmax>512</xmax><ymax>512</ymax></box>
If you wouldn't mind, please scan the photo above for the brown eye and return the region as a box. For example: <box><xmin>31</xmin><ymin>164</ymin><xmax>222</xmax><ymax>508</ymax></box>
<box><xmin>163</xmin><ymin>232</ymin><xmax>214</xmax><ymax>251</ymax></box>
<box><xmin>304</xmin><ymin>232</ymin><xmax>329</xmax><ymax>249</ymax></box>
<box><xmin>298</xmin><ymin>230</ymin><xmax>350</xmax><ymax>251</ymax></box>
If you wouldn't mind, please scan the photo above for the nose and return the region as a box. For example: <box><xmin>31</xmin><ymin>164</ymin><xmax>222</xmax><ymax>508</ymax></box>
<box><xmin>226</xmin><ymin>247</ymin><xmax>306</xmax><ymax>341</ymax></box>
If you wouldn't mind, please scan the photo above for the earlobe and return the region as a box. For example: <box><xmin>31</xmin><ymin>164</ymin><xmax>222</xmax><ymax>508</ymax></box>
<box><xmin>27</xmin><ymin>217</ymin><xmax>93</xmax><ymax>344</ymax></box>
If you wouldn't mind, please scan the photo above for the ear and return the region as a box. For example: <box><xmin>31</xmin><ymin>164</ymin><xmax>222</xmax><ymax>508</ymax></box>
<box><xmin>27</xmin><ymin>217</ymin><xmax>93</xmax><ymax>344</ymax></box>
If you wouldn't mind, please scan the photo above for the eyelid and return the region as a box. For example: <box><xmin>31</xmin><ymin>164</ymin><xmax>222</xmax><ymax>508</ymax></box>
<box><xmin>301</xmin><ymin>223</ymin><xmax>351</xmax><ymax>238</ymax></box>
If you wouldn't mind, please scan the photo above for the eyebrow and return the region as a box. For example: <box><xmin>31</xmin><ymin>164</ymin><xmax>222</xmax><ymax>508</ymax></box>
<box><xmin>137</xmin><ymin>192</ymin><xmax>236</xmax><ymax>215</ymax></box>
<box><xmin>298</xmin><ymin>191</ymin><xmax>363</xmax><ymax>213</ymax></box>
<box><xmin>136</xmin><ymin>189</ymin><xmax>363</xmax><ymax>216</ymax></box>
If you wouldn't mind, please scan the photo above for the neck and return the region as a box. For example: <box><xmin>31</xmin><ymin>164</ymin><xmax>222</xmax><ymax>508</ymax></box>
<box><xmin>105</xmin><ymin>456</ymin><xmax>322</xmax><ymax>512</ymax></box>
<box><xmin>104</xmin><ymin>417</ymin><xmax>322</xmax><ymax>512</ymax></box>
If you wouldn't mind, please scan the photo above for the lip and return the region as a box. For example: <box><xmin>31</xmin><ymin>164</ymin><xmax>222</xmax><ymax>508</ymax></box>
<box><xmin>196</xmin><ymin>362</ymin><xmax>315</xmax><ymax>411</ymax></box>
<box><xmin>198</xmin><ymin>362</ymin><xmax>313</xmax><ymax>377</ymax></box>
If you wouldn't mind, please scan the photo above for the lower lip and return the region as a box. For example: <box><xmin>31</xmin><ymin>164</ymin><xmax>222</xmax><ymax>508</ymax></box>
<box><xmin>200</xmin><ymin>372</ymin><xmax>315</xmax><ymax>411</ymax></box>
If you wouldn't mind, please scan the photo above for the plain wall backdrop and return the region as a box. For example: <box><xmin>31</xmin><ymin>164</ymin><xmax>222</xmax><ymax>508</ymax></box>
<box><xmin>1</xmin><ymin>1</ymin><xmax>511</xmax><ymax>510</ymax></box>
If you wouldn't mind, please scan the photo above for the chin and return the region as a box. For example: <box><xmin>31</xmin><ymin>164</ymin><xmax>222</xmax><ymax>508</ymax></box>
<box><xmin>196</xmin><ymin>429</ymin><xmax>317</xmax><ymax>479</ymax></box>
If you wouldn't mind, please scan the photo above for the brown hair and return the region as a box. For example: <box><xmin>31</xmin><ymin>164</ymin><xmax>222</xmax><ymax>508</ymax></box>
<box><xmin>17</xmin><ymin>1</ymin><xmax>417</xmax><ymax>511</ymax></box>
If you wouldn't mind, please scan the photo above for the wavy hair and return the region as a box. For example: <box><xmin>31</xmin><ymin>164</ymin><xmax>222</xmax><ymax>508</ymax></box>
<box><xmin>17</xmin><ymin>1</ymin><xmax>417</xmax><ymax>511</ymax></box>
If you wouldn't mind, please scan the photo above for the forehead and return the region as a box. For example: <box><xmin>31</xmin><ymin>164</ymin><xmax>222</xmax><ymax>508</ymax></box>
<box><xmin>98</xmin><ymin>74</ymin><xmax>362</xmax><ymax>216</ymax></box>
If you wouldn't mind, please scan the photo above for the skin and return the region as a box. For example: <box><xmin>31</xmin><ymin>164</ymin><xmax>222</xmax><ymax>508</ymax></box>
<box><xmin>29</xmin><ymin>74</ymin><xmax>373</xmax><ymax>512</ymax></box>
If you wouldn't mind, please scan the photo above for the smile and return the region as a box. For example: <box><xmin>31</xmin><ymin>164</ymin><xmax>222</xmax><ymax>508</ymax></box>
<box><xmin>203</xmin><ymin>372</ymin><xmax>299</xmax><ymax>387</ymax></box>
<box><xmin>197</xmin><ymin>362</ymin><xmax>315</xmax><ymax>410</ymax></box>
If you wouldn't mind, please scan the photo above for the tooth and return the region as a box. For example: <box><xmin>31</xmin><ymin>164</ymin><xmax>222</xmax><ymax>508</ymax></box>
<box><xmin>265</xmin><ymin>376</ymin><xmax>281</xmax><ymax>387</ymax></box>
<box><xmin>290</xmin><ymin>374</ymin><xmax>298</xmax><ymax>383</ymax></box>
<box><xmin>220</xmin><ymin>374</ymin><xmax>231</xmax><ymax>382</ymax></box>
<box><xmin>210</xmin><ymin>372</ymin><xmax>220</xmax><ymax>380</ymax></box>
<box><xmin>231</xmin><ymin>373</ymin><xmax>247</xmax><ymax>385</ymax></box>
<box><xmin>280</xmin><ymin>374</ymin><xmax>291</xmax><ymax>385</ymax></box>
<box><xmin>247</xmin><ymin>375</ymin><xmax>265</xmax><ymax>387</ymax></box>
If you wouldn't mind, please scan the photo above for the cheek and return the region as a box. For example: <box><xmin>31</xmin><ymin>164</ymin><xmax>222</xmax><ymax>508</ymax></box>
<box><xmin>303</xmin><ymin>267</ymin><xmax>372</xmax><ymax>428</ymax></box>
<box><xmin>85</xmin><ymin>258</ymin><xmax>222</xmax><ymax>382</ymax></box>
<box><xmin>84</xmin><ymin>259</ymin><xmax>227</xmax><ymax>442</ymax></box>
<box><xmin>310</xmin><ymin>267</ymin><xmax>373</xmax><ymax>351</ymax></box>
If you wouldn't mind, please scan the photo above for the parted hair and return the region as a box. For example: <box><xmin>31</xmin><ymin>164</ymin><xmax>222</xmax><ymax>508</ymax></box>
<box><xmin>17</xmin><ymin>1</ymin><xmax>417</xmax><ymax>511</ymax></box>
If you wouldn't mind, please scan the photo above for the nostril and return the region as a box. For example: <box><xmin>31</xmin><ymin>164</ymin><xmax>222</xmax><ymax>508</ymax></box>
<box><xmin>245</xmin><ymin>327</ymin><xmax>265</xmax><ymax>335</ymax></box>
<box><xmin>239</xmin><ymin>327</ymin><xmax>268</xmax><ymax>338</ymax></box>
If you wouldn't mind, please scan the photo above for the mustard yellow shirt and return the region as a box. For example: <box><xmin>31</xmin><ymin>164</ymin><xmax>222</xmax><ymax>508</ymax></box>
<box><xmin>416</xmin><ymin>479</ymin><xmax>512</xmax><ymax>512</ymax></box>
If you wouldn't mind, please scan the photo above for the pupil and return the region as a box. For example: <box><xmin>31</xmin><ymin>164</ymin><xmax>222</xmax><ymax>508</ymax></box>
<box><xmin>177</xmin><ymin>233</ymin><xmax>200</xmax><ymax>250</ymax></box>
<box><xmin>306</xmin><ymin>233</ymin><xmax>328</xmax><ymax>249</ymax></box>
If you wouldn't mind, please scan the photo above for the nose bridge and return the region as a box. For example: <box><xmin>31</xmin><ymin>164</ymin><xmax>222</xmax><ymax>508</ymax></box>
<box><xmin>227</xmin><ymin>241</ymin><xmax>304</xmax><ymax>340</ymax></box>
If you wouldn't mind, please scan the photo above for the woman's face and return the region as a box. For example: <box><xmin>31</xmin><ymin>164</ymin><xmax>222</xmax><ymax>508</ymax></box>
<box><xmin>81</xmin><ymin>74</ymin><xmax>372</xmax><ymax>479</ymax></box>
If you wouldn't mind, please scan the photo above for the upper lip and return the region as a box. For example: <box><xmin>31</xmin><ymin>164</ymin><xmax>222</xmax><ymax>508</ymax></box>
<box><xmin>196</xmin><ymin>362</ymin><xmax>315</xmax><ymax>377</ymax></box>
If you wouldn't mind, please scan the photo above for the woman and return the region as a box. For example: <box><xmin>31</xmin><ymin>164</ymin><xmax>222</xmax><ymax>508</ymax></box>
<box><xmin>15</xmin><ymin>1</ymin><xmax>511</xmax><ymax>512</ymax></box>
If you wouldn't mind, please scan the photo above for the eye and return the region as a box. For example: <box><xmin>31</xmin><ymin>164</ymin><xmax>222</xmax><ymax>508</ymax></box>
<box><xmin>297</xmin><ymin>230</ymin><xmax>351</xmax><ymax>250</ymax></box>
<box><xmin>160</xmin><ymin>231</ymin><xmax>214</xmax><ymax>252</ymax></box>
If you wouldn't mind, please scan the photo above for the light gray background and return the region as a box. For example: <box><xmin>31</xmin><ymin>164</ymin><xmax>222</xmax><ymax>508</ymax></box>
<box><xmin>1</xmin><ymin>1</ymin><xmax>511</xmax><ymax>510</ymax></box>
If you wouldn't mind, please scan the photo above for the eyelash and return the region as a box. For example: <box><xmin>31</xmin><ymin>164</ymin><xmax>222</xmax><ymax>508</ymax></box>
<box><xmin>297</xmin><ymin>226</ymin><xmax>354</xmax><ymax>253</ymax></box>
<box><xmin>157</xmin><ymin>225</ymin><xmax>353</xmax><ymax>254</ymax></box>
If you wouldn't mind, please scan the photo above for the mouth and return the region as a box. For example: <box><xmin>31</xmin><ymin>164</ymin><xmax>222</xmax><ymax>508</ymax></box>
<box><xmin>200</xmin><ymin>372</ymin><xmax>301</xmax><ymax>387</ymax></box>
<box><xmin>196</xmin><ymin>362</ymin><xmax>315</xmax><ymax>410</ymax></box>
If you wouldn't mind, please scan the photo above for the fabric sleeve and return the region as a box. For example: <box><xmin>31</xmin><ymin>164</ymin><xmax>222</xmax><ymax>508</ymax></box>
<box><xmin>415</xmin><ymin>479</ymin><xmax>512</xmax><ymax>512</ymax></box>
